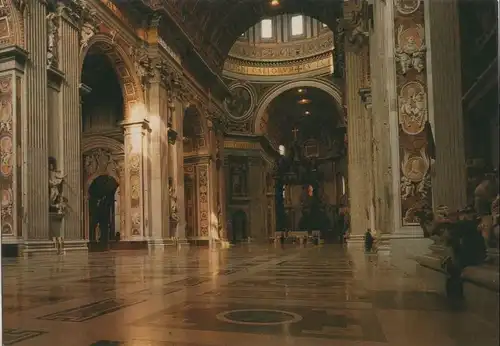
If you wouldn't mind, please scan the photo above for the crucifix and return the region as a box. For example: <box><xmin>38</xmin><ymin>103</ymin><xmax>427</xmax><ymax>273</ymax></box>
<box><xmin>292</xmin><ymin>127</ymin><xmax>299</xmax><ymax>141</ymax></box>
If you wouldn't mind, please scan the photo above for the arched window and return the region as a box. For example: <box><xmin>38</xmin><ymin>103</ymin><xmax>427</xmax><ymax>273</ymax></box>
<box><xmin>261</xmin><ymin>19</ymin><xmax>273</xmax><ymax>39</ymax></box>
<box><xmin>279</xmin><ymin>144</ymin><xmax>286</xmax><ymax>156</ymax></box>
<box><xmin>291</xmin><ymin>15</ymin><xmax>304</xmax><ymax>36</ymax></box>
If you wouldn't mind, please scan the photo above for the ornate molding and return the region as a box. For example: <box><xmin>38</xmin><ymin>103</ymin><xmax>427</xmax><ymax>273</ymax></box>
<box><xmin>358</xmin><ymin>88</ymin><xmax>372</xmax><ymax>109</ymax></box>
<box><xmin>228</xmin><ymin>32</ymin><xmax>334</xmax><ymax>62</ymax></box>
<box><xmin>130</xmin><ymin>46</ymin><xmax>155</xmax><ymax>93</ymax></box>
<box><xmin>223</xmin><ymin>52</ymin><xmax>333</xmax><ymax>80</ymax></box>
<box><xmin>344</xmin><ymin>0</ymin><xmax>372</xmax><ymax>52</ymax></box>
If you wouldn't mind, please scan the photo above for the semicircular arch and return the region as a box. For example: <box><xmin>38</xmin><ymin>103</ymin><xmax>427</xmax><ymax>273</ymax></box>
<box><xmin>253</xmin><ymin>78</ymin><xmax>344</xmax><ymax>135</ymax></box>
<box><xmin>82</xmin><ymin>135</ymin><xmax>124</xmax><ymax>155</ymax></box>
<box><xmin>80</xmin><ymin>34</ymin><xmax>144</xmax><ymax>119</ymax></box>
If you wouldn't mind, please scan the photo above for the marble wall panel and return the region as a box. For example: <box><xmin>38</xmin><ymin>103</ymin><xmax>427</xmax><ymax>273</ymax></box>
<box><xmin>393</xmin><ymin>0</ymin><xmax>433</xmax><ymax>225</ymax></box>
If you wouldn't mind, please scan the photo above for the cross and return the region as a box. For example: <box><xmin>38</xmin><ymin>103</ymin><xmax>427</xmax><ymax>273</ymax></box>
<box><xmin>292</xmin><ymin>127</ymin><xmax>299</xmax><ymax>140</ymax></box>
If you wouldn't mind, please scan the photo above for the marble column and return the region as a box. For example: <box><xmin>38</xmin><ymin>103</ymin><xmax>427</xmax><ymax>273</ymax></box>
<box><xmin>122</xmin><ymin>120</ymin><xmax>150</xmax><ymax>241</ymax></box>
<box><xmin>58</xmin><ymin>9</ymin><xmax>84</xmax><ymax>246</ymax></box>
<box><xmin>368</xmin><ymin>0</ymin><xmax>394</xmax><ymax>235</ymax></box>
<box><xmin>172</xmin><ymin>98</ymin><xmax>187</xmax><ymax>243</ymax></box>
<box><xmin>206</xmin><ymin>119</ymin><xmax>221</xmax><ymax>243</ymax></box>
<box><xmin>216</xmin><ymin>133</ymin><xmax>227</xmax><ymax>241</ymax></box>
<box><xmin>345</xmin><ymin>48</ymin><xmax>371</xmax><ymax>241</ymax></box>
<box><xmin>425</xmin><ymin>0</ymin><xmax>467</xmax><ymax>210</ymax></box>
<box><xmin>148</xmin><ymin>78</ymin><xmax>168</xmax><ymax>244</ymax></box>
<box><xmin>23</xmin><ymin>0</ymin><xmax>50</xmax><ymax>243</ymax></box>
<box><xmin>359</xmin><ymin>89</ymin><xmax>376</xmax><ymax>233</ymax></box>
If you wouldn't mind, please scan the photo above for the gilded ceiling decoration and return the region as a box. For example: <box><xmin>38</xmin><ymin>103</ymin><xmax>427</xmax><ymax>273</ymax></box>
<box><xmin>141</xmin><ymin>0</ymin><xmax>343</xmax><ymax>72</ymax></box>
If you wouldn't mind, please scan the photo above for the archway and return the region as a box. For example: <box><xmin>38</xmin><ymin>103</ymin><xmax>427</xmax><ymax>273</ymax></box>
<box><xmin>81</xmin><ymin>41</ymin><xmax>127</xmax><ymax>243</ymax></box>
<box><xmin>261</xmin><ymin>85</ymin><xmax>347</xmax><ymax>239</ymax></box>
<box><xmin>88</xmin><ymin>175</ymin><xmax>119</xmax><ymax>244</ymax></box>
<box><xmin>231</xmin><ymin>210</ymin><xmax>248</xmax><ymax>243</ymax></box>
<box><xmin>254</xmin><ymin>79</ymin><xmax>344</xmax><ymax>138</ymax></box>
<box><xmin>182</xmin><ymin>105</ymin><xmax>209</xmax><ymax>239</ymax></box>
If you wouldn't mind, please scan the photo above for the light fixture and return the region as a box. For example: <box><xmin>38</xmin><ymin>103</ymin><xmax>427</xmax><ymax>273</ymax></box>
<box><xmin>270</xmin><ymin>0</ymin><xmax>280</xmax><ymax>6</ymax></box>
<box><xmin>304</xmin><ymin>111</ymin><xmax>311</xmax><ymax>115</ymax></box>
<box><xmin>297</xmin><ymin>88</ymin><xmax>304</xmax><ymax>93</ymax></box>
<box><xmin>297</xmin><ymin>98</ymin><xmax>311</xmax><ymax>105</ymax></box>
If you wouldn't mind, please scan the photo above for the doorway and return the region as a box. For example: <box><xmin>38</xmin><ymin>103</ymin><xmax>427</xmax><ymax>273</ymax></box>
<box><xmin>231</xmin><ymin>210</ymin><xmax>247</xmax><ymax>243</ymax></box>
<box><xmin>88</xmin><ymin>175</ymin><xmax>119</xmax><ymax>244</ymax></box>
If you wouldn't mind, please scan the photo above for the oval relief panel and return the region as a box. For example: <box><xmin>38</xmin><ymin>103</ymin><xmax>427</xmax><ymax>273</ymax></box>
<box><xmin>395</xmin><ymin>0</ymin><xmax>421</xmax><ymax>15</ymax></box>
<box><xmin>398</xmin><ymin>80</ymin><xmax>427</xmax><ymax>135</ymax></box>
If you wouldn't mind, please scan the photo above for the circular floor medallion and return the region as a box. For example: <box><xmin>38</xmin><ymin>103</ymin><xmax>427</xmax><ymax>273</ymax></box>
<box><xmin>216</xmin><ymin>309</ymin><xmax>302</xmax><ymax>326</ymax></box>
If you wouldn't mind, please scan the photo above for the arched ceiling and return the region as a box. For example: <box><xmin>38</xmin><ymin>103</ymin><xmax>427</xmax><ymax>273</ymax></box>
<box><xmin>148</xmin><ymin>0</ymin><xmax>342</xmax><ymax>67</ymax></box>
<box><xmin>266</xmin><ymin>87</ymin><xmax>344</xmax><ymax>156</ymax></box>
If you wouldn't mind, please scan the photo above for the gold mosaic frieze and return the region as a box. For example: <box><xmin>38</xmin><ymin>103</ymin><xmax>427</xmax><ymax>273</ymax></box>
<box><xmin>229</xmin><ymin>32</ymin><xmax>334</xmax><ymax>62</ymax></box>
<box><xmin>223</xmin><ymin>52</ymin><xmax>333</xmax><ymax>78</ymax></box>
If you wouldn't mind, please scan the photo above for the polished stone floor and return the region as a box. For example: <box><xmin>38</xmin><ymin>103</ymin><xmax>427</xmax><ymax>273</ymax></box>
<box><xmin>2</xmin><ymin>244</ymin><xmax>499</xmax><ymax>346</ymax></box>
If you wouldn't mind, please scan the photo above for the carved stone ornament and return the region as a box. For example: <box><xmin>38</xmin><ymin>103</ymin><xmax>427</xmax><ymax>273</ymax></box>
<box><xmin>12</xmin><ymin>0</ymin><xmax>28</xmax><ymax>15</ymax></box>
<box><xmin>83</xmin><ymin>148</ymin><xmax>120</xmax><ymax>178</ymax></box>
<box><xmin>345</xmin><ymin>2</ymin><xmax>370</xmax><ymax>51</ymax></box>
<box><xmin>395</xmin><ymin>0</ymin><xmax>421</xmax><ymax>15</ymax></box>
<box><xmin>395</xmin><ymin>25</ymin><xmax>426</xmax><ymax>75</ymax></box>
<box><xmin>168</xmin><ymin>178</ymin><xmax>179</xmax><ymax>222</ymax></box>
<box><xmin>47</xmin><ymin>11</ymin><xmax>59</xmax><ymax>69</ymax></box>
<box><xmin>398</xmin><ymin>80</ymin><xmax>427</xmax><ymax>135</ymax></box>
<box><xmin>132</xmin><ymin>47</ymin><xmax>155</xmax><ymax>92</ymax></box>
<box><xmin>157</xmin><ymin>60</ymin><xmax>183</xmax><ymax>96</ymax></box>
<box><xmin>48</xmin><ymin>158</ymin><xmax>67</xmax><ymax>215</ymax></box>
<box><xmin>400</xmin><ymin>148</ymin><xmax>431</xmax><ymax>201</ymax></box>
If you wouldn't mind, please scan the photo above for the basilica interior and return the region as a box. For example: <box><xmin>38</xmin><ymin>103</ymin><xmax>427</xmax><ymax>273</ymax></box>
<box><xmin>0</xmin><ymin>0</ymin><xmax>499</xmax><ymax>345</ymax></box>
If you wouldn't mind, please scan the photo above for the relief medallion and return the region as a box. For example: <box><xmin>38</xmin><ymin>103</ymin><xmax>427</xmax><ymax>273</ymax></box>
<box><xmin>402</xmin><ymin>152</ymin><xmax>429</xmax><ymax>183</ymax></box>
<box><xmin>398</xmin><ymin>81</ymin><xmax>427</xmax><ymax>135</ymax></box>
<box><xmin>395</xmin><ymin>0</ymin><xmax>421</xmax><ymax>15</ymax></box>
<box><xmin>225</xmin><ymin>85</ymin><xmax>254</xmax><ymax>121</ymax></box>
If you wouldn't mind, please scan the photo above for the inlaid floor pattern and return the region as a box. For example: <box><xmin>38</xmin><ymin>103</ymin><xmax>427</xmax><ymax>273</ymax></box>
<box><xmin>2</xmin><ymin>245</ymin><xmax>498</xmax><ymax>346</ymax></box>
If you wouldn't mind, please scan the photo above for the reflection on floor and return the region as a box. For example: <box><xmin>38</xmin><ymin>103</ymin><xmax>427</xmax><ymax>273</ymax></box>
<box><xmin>2</xmin><ymin>245</ymin><xmax>498</xmax><ymax>346</ymax></box>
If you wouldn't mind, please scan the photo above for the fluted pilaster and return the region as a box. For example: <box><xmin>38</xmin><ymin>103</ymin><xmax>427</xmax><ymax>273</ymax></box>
<box><xmin>148</xmin><ymin>81</ymin><xmax>168</xmax><ymax>241</ymax></box>
<box><xmin>425</xmin><ymin>0</ymin><xmax>467</xmax><ymax>210</ymax></box>
<box><xmin>122</xmin><ymin>120</ymin><xmax>150</xmax><ymax>240</ymax></box>
<box><xmin>59</xmin><ymin>13</ymin><xmax>82</xmax><ymax>240</ymax></box>
<box><xmin>369</xmin><ymin>0</ymin><xmax>393</xmax><ymax>234</ymax></box>
<box><xmin>173</xmin><ymin>99</ymin><xmax>186</xmax><ymax>240</ymax></box>
<box><xmin>24</xmin><ymin>0</ymin><xmax>49</xmax><ymax>239</ymax></box>
<box><xmin>345</xmin><ymin>50</ymin><xmax>371</xmax><ymax>235</ymax></box>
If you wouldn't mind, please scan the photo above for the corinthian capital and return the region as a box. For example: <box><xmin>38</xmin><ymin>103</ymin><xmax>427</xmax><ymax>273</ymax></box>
<box><xmin>156</xmin><ymin>59</ymin><xmax>183</xmax><ymax>97</ymax></box>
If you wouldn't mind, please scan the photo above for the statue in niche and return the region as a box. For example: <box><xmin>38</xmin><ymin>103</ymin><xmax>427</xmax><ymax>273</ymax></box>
<box><xmin>168</xmin><ymin>177</ymin><xmax>179</xmax><ymax>222</ymax></box>
<box><xmin>48</xmin><ymin>157</ymin><xmax>67</xmax><ymax>214</ymax></box>
<box><xmin>46</xmin><ymin>11</ymin><xmax>58</xmax><ymax>68</ymax></box>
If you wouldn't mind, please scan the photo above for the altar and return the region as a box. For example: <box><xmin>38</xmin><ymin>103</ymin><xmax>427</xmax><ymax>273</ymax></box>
<box><xmin>272</xmin><ymin>126</ymin><xmax>346</xmax><ymax>242</ymax></box>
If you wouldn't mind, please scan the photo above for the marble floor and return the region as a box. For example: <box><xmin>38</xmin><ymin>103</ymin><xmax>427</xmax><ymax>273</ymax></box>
<box><xmin>2</xmin><ymin>244</ymin><xmax>498</xmax><ymax>346</ymax></box>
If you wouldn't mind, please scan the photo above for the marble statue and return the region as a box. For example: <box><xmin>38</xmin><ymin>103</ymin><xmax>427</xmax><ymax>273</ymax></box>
<box><xmin>49</xmin><ymin>158</ymin><xmax>67</xmax><ymax>214</ymax></box>
<box><xmin>168</xmin><ymin>178</ymin><xmax>179</xmax><ymax>222</ymax></box>
<box><xmin>47</xmin><ymin>12</ymin><xmax>58</xmax><ymax>68</ymax></box>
